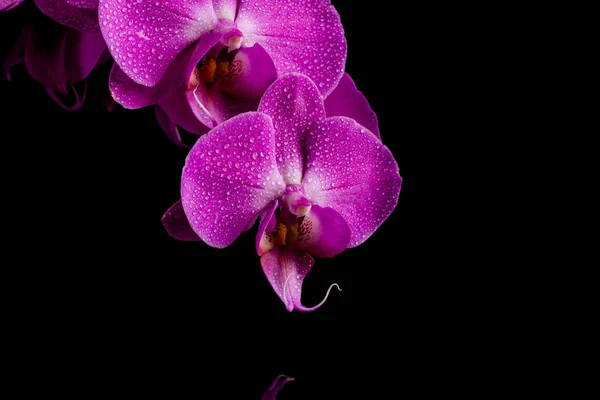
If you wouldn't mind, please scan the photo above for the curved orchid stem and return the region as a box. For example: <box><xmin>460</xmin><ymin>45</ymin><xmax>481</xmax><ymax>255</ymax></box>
<box><xmin>45</xmin><ymin>82</ymin><xmax>88</xmax><ymax>111</ymax></box>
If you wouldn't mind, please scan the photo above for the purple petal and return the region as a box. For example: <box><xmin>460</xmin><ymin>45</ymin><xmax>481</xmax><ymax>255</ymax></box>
<box><xmin>158</xmin><ymin>88</ymin><xmax>210</xmax><ymax>136</ymax></box>
<box><xmin>180</xmin><ymin>38</ymin><xmax>272</xmax><ymax>127</ymax></box>
<box><xmin>46</xmin><ymin>82</ymin><xmax>87</xmax><ymax>110</ymax></box>
<box><xmin>109</xmin><ymin>64</ymin><xmax>166</xmax><ymax>109</ymax></box>
<box><xmin>212</xmin><ymin>0</ymin><xmax>236</xmax><ymax>20</ymax></box>
<box><xmin>257</xmin><ymin>73</ymin><xmax>325</xmax><ymax>185</ymax></box>
<box><xmin>23</xmin><ymin>23</ymin><xmax>105</xmax><ymax>90</ymax></box>
<box><xmin>236</xmin><ymin>0</ymin><xmax>346</xmax><ymax>97</ymax></box>
<box><xmin>191</xmin><ymin>44</ymin><xmax>277</xmax><ymax>125</ymax></box>
<box><xmin>102</xmin><ymin>94</ymin><xmax>117</xmax><ymax>112</ymax></box>
<box><xmin>256</xmin><ymin>200</ymin><xmax>278</xmax><ymax>256</ymax></box>
<box><xmin>260</xmin><ymin>248</ymin><xmax>341</xmax><ymax>312</ymax></box>
<box><xmin>182</xmin><ymin>31</ymin><xmax>227</xmax><ymax>127</ymax></box>
<box><xmin>34</xmin><ymin>0</ymin><xmax>100</xmax><ymax>33</ymax></box>
<box><xmin>109</xmin><ymin>30</ymin><xmax>223</xmax><ymax>109</ymax></box>
<box><xmin>108</xmin><ymin>53</ymin><xmax>185</xmax><ymax>109</ymax></box>
<box><xmin>207</xmin><ymin>87</ymin><xmax>251</xmax><ymax>125</ymax></box>
<box><xmin>183</xmin><ymin>30</ymin><xmax>224</xmax><ymax>83</ymax></box>
<box><xmin>295</xmin><ymin>205</ymin><xmax>350</xmax><ymax>258</ymax></box>
<box><xmin>3</xmin><ymin>28</ymin><xmax>25</xmax><ymax>80</ymax></box>
<box><xmin>1</xmin><ymin>0</ymin><xmax>24</xmax><ymax>11</ymax></box>
<box><xmin>302</xmin><ymin>117</ymin><xmax>402</xmax><ymax>247</ymax></box>
<box><xmin>181</xmin><ymin>112</ymin><xmax>285</xmax><ymax>248</ymax></box>
<box><xmin>325</xmin><ymin>73</ymin><xmax>380</xmax><ymax>139</ymax></box>
<box><xmin>185</xmin><ymin>85</ymin><xmax>217</xmax><ymax>129</ymax></box>
<box><xmin>218</xmin><ymin>44</ymin><xmax>277</xmax><ymax>107</ymax></box>
<box><xmin>63</xmin><ymin>30</ymin><xmax>107</xmax><ymax>83</ymax></box>
<box><xmin>261</xmin><ymin>375</ymin><xmax>295</xmax><ymax>400</ymax></box>
<box><xmin>161</xmin><ymin>200</ymin><xmax>201</xmax><ymax>241</ymax></box>
<box><xmin>64</xmin><ymin>0</ymin><xmax>97</xmax><ymax>8</ymax></box>
<box><xmin>24</xmin><ymin>24</ymin><xmax>68</xmax><ymax>92</ymax></box>
<box><xmin>98</xmin><ymin>0</ymin><xmax>217</xmax><ymax>86</ymax></box>
<box><xmin>155</xmin><ymin>106</ymin><xmax>188</xmax><ymax>148</ymax></box>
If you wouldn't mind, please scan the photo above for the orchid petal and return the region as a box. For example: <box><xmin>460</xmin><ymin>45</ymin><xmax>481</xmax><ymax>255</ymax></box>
<box><xmin>34</xmin><ymin>0</ymin><xmax>100</xmax><ymax>32</ymax></box>
<box><xmin>236</xmin><ymin>0</ymin><xmax>346</xmax><ymax>97</ymax></box>
<box><xmin>158</xmin><ymin>88</ymin><xmax>210</xmax><ymax>137</ymax></box>
<box><xmin>256</xmin><ymin>200</ymin><xmax>278</xmax><ymax>256</ymax></box>
<box><xmin>110</xmin><ymin>29</ymin><xmax>222</xmax><ymax>111</ymax></box>
<box><xmin>161</xmin><ymin>200</ymin><xmax>201</xmax><ymax>241</ymax></box>
<box><xmin>22</xmin><ymin>21</ymin><xmax>105</xmax><ymax>92</ymax></box>
<box><xmin>102</xmin><ymin>94</ymin><xmax>117</xmax><ymax>112</ymax></box>
<box><xmin>261</xmin><ymin>375</ymin><xmax>295</xmax><ymax>400</ymax></box>
<box><xmin>185</xmin><ymin>85</ymin><xmax>217</xmax><ymax>129</ymax></box>
<box><xmin>184</xmin><ymin>30</ymin><xmax>224</xmax><ymax>83</ymax></box>
<box><xmin>24</xmin><ymin>24</ymin><xmax>68</xmax><ymax>93</ymax></box>
<box><xmin>295</xmin><ymin>205</ymin><xmax>350</xmax><ymax>258</ymax></box>
<box><xmin>217</xmin><ymin>44</ymin><xmax>277</xmax><ymax>107</ymax></box>
<box><xmin>63</xmin><ymin>30</ymin><xmax>107</xmax><ymax>83</ymax></box>
<box><xmin>109</xmin><ymin>64</ymin><xmax>169</xmax><ymax>109</ymax></box>
<box><xmin>181</xmin><ymin>112</ymin><xmax>285</xmax><ymax>248</ymax></box>
<box><xmin>108</xmin><ymin>43</ymin><xmax>193</xmax><ymax>109</ymax></box>
<box><xmin>325</xmin><ymin>73</ymin><xmax>380</xmax><ymax>139</ymax></box>
<box><xmin>1</xmin><ymin>0</ymin><xmax>24</xmax><ymax>11</ymax></box>
<box><xmin>98</xmin><ymin>0</ymin><xmax>217</xmax><ymax>86</ymax></box>
<box><xmin>260</xmin><ymin>248</ymin><xmax>340</xmax><ymax>312</ymax></box>
<box><xmin>303</xmin><ymin>117</ymin><xmax>402</xmax><ymax>247</ymax></box>
<box><xmin>193</xmin><ymin>44</ymin><xmax>277</xmax><ymax>125</ymax></box>
<box><xmin>212</xmin><ymin>0</ymin><xmax>236</xmax><ymax>20</ymax></box>
<box><xmin>64</xmin><ymin>0</ymin><xmax>97</xmax><ymax>8</ymax></box>
<box><xmin>2</xmin><ymin>28</ymin><xmax>25</xmax><ymax>80</ymax></box>
<box><xmin>155</xmin><ymin>106</ymin><xmax>188</xmax><ymax>148</ymax></box>
<box><xmin>258</xmin><ymin>73</ymin><xmax>325</xmax><ymax>185</ymax></box>
<box><xmin>45</xmin><ymin>82</ymin><xmax>87</xmax><ymax>111</ymax></box>
<box><xmin>193</xmin><ymin>85</ymin><xmax>250</xmax><ymax>126</ymax></box>
<box><xmin>183</xmin><ymin>31</ymin><xmax>226</xmax><ymax>128</ymax></box>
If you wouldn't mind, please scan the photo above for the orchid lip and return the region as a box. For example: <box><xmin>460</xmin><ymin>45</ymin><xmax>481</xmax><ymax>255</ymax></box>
<box><xmin>187</xmin><ymin>37</ymin><xmax>243</xmax><ymax>90</ymax></box>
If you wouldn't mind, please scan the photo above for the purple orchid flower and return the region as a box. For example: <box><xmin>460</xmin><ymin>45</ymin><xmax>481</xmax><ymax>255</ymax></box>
<box><xmin>98</xmin><ymin>0</ymin><xmax>347</xmax><ymax>146</ymax></box>
<box><xmin>261</xmin><ymin>375</ymin><xmax>294</xmax><ymax>400</ymax></box>
<box><xmin>3</xmin><ymin>0</ymin><xmax>109</xmax><ymax>110</ymax></box>
<box><xmin>162</xmin><ymin>74</ymin><xmax>402</xmax><ymax>311</ymax></box>
<box><xmin>1</xmin><ymin>0</ymin><xmax>24</xmax><ymax>11</ymax></box>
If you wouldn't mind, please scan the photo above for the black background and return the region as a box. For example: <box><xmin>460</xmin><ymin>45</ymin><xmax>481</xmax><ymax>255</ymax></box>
<box><xmin>0</xmin><ymin>1</ymin><xmax>487</xmax><ymax>398</ymax></box>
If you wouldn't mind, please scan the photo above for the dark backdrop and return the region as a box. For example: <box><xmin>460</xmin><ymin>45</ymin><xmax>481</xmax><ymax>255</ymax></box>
<box><xmin>0</xmin><ymin>1</ymin><xmax>471</xmax><ymax>398</ymax></box>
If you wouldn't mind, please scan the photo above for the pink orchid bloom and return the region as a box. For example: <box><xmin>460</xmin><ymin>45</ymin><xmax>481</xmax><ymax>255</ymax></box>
<box><xmin>98</xmin><ymin>0</ymin><xmax>348</xmax><ymax>146</ymax></box>
<box><xmin>162</xmin><ymin>74</ymin><xmax>402</xmax><ymax>311</ymax></box>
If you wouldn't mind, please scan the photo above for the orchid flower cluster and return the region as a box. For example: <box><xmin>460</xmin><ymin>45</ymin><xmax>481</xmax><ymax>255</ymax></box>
<box><xmin>2</xmin><ymin>0</ymin><xmax>402</xmax><ymax>312</ymax></box>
